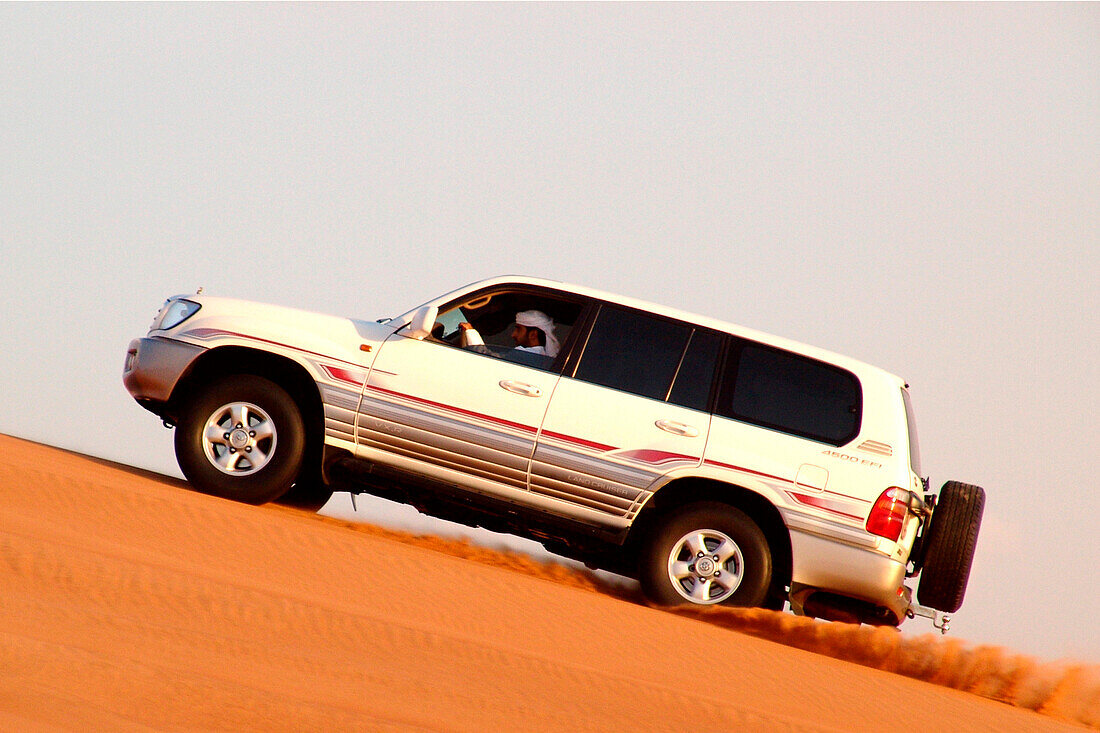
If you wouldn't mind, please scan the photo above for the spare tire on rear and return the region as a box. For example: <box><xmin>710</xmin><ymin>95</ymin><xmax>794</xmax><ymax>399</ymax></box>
<box><xmin>917</xmin><ymin>481</ymin><xmax>986</xmax><ymax>613</ymax></box>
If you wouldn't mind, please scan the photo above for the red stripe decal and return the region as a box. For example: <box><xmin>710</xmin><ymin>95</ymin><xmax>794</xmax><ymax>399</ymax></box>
<box><xmin>785</xmin><ymin>491</ymin><xmax>865</xmax><ymax>522</ymax></box>
<box><xmin>185</xmin><ymin>328</ymin><xmax>367</xmax><ymax>369</ymax></box>
<box><xmin>703</xmin><ymin>458</ymin><xmax>789</xmax><ymax>485</ymax></box>
<box><xmin>367</xmin><ymin>383</ymin><xmax>617</xmax><ymax>452</ymax></box>
<box><xmin>705</xmin><ymin>458</ymin><xmax>867</xmax><ymax>520</ymax></box>
<box><xmin>321</xmin><ymin>365</ymin><xmax>366</xmax><ymax>387</ymax></box>
<box><xmin>538</xmin><ymin>430</ymin><xmax>616</xmax><ymax>453</ymax></box>
<box><xmin>616</xmin><ymin>449</ymin><xmax>699</xmax><ymax>465</ymax></box>
<box><xmin>367</xmin><ymin>384</ymin><xmax>615</xmax><ymax>452</ymax></box>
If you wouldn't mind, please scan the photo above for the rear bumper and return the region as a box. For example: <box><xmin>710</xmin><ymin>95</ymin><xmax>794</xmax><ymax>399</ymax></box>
<box><xmin>123</xmin><ymin>336</ymin><xmax>205</xmax><ymax>410</ymax></box>
<box><xmin>789</xmin><ymin>528</ymin><xmax>910</xmax><ymax>622</ymax></box>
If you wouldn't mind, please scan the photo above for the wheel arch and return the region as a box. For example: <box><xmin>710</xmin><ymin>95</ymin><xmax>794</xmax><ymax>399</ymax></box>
<box><xmin>628</xmin><ymin>477</ymin><xmax>793</xmax><ymax>596</ymax></box>
<box><xmin>168</xmin><ymin>346</ymin><xmax>326</xmax><ymax>477</ymax></box>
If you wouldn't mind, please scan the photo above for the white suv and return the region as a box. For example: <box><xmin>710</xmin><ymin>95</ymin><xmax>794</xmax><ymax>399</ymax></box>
<box><xmin>124</xmin><ymin>276</ymin><xmax>984</xmax><ymax>629</ymax></box>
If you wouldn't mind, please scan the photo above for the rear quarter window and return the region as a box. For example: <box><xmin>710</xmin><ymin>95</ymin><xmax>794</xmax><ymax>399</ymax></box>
<box><xmin>715</xmin><ymin>341</ymin><xmax>862</xmax><ymax>446</ymax></box>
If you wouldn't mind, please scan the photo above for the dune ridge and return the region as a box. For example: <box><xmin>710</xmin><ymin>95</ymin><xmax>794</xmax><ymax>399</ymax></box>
<box><xmin>1</xmin><ymin>434</ymin><xmax>1092</xmax><ymax>731</ymax></box>
<box><xmin>309</xmin><ymin>511</ymin><xmax>1099</xmax><ymax>728</ymax></box>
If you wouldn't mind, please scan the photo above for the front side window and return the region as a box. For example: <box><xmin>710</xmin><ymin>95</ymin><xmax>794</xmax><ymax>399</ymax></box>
<box><xmin>431</xmin><ymin>288</ymin><xmax>583</xmax><ymax>371</ymax></box>
<box><xmin>716</xmin><ymin>341</ymin><xmax>861</xmax><ymax>445</ymax></box>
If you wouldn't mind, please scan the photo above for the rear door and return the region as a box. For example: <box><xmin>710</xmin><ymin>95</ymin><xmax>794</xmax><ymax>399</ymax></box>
<box><xmin>531</xmin><ymin>304</ymin><xmax>723</xmax><ymax>527</ymax></box>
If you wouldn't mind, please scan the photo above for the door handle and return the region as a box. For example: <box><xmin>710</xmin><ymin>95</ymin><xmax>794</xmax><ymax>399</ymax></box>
<box><xmin>499</xmin><ymin>380</ymin><xmax>542</xmax><ymax>398</ymax></box>
<box><xmin>655</xmin><ymin>419</ymin><xmax>700</xmax><ymax>437</ymax></box>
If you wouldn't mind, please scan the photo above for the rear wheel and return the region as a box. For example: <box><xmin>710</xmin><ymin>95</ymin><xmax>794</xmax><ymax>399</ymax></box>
<box><xmin>175</xmin><ymin>375</ymin><xmax>305</xmax><ymax>504</ymax></box>
<box><xmin>917</xmin><ymin>481</ymin><xmax>985</xmax><ymax>613</ymax></box>
<box><xmin>639</xmin><ymin>502</ymin><xmax>772</xmax><ymax>607</ymax></box>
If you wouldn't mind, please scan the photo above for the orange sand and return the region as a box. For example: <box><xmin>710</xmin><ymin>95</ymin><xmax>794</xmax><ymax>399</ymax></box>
<box><xmin>0</xmin><ymin>434</ymin><xmax>1093</xmax><ymax>731</ymax></box>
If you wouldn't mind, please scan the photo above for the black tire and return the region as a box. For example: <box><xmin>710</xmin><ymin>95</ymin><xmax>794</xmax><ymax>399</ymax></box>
<box><xmin>917</xmin><ymin>481</ymin><xmax>985</xmax><ymax>613</ymax></box>
<box><xmin>175</xmin><ymin>375</ymin><xmax>305</xmax><ymax>504</ymax></box>
<box><xmin>639</xmin><ymin>502</ymin><xmax>772</xmax><ymax>608</ymax></box>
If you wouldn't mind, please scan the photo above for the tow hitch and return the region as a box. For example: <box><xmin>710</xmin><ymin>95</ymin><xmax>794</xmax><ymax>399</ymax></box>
<box><xmin>907</xmin><ymin>603</ymin><xmax>951</xmax><ymax>634</ymax></box>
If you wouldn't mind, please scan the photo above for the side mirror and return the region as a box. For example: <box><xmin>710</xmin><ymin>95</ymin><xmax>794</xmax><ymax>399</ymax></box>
<box><xmin>404</xmin><ymin>305</ymin><xmax>438</xmax><ymax>340</ymax></box>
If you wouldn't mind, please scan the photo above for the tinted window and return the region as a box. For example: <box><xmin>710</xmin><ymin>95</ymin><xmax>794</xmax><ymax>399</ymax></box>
<box><xmin>716</xmin><ymin>342</ymin><xmax>861</xmax><ymax>445</ymax></box>
<box><xmin>667</xmin><ymin>330</ymin><xmax>722</xmax><ymax>411</ymax></box>
<box><xmin>574</xmin><ymin>306</ymin><xmax>691</xmax><ymax>401</ymax></box>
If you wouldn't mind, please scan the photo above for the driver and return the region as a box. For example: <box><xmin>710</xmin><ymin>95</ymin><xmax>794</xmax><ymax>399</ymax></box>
<box><xmin>459</xmin><ymin>309</ymin><xmax>560</xmax><ymax>358</ymax></box>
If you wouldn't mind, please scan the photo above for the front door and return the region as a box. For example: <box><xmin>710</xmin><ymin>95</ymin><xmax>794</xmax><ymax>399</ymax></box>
<box><xmin>355</xmin><ymin>286</ymin><xmax>584</xmax><ymax>500</ymax></box>
<box><xmin>357</xmin><ymin>330</ymin><xmax>557</xmax><ymax>495</ymax></box>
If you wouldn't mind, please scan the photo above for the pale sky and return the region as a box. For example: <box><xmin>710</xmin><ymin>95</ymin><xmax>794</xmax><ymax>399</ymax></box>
<box><xmin>1</xmin><ymin>4</ymin><xmax>1097</xmax><ymax>661</ymax></box>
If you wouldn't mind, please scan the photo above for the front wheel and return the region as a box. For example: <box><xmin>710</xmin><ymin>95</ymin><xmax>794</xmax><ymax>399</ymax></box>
<box><xmin>175</xmin><ymin>375</ymin><xmax>305</xmax><ymax>504</ymax></box>
<box><xmin>639</xmin><ymin>502</ymin><xmax>772</xmax><ymax>607</ymax></box>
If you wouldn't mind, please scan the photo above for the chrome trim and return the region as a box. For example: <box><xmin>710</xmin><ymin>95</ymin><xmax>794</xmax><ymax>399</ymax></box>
<box><xmin>655</xmin><ymin>419</ymin><xmax>700</xmax><ymax>437</ymax></box>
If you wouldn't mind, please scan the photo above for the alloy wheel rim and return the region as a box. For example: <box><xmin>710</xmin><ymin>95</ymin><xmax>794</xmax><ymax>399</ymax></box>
<box><xmin>666</xmin><ymin>528</ymin><xmax>745</xmax><ymax>604</ymax></box>
<box><xmin>201</xmin><ymin>401</ymin><xmax>277</xmax><ymax>476</ymax></box>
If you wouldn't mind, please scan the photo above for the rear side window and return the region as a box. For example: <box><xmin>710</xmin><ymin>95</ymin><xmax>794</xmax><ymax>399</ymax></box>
<box><xmin>716</xmin><ymin>341</ymin><xmax>861</xmax><ymax>446</ymax></box>
<box><xmin>667</xmin><ymin>329</ymin><xmax>723</xmax><ymax>411</ymax></box>
<box><xmin>571</xmin><ymin>305</ymin><xmax>721</xmax><ymax>410</ymax></box>
<box><xmin>574</xmin><ymin>306</ymin><xmax>691</xmax><ymax>401</ymax></box>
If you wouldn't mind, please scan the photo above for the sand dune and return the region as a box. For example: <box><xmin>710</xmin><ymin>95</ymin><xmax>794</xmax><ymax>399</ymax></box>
<box><xmin>0</xmin><ymin>434</ymin><xmax>1093</xmax><ymax>731</ymax></box>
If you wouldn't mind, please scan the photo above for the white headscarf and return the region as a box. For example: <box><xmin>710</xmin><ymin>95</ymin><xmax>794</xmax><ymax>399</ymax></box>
<box><xmin>515</xmin><ymin>310</ymin><xmax>560</xmax><ymax>357</ymax></box>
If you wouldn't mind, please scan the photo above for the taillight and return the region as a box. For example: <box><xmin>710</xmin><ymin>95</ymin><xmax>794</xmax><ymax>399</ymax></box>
<box><xmin>866</xmin><ymin>487</ymin><xmax>909</xmax><ymax>541</ymax></box>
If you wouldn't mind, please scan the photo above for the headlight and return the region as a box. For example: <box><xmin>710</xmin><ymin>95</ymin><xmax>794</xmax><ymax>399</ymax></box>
<box><xmin>151</xmin><ymin>298</ymin><xmax>201</xmax><ymax>331</ymax></box>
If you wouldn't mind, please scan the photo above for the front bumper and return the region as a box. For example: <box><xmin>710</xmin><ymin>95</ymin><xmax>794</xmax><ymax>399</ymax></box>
<box><xmin>123</xmin><ymin>336</ymin><xmax>206</xmax><ymax>411</ymax></box>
